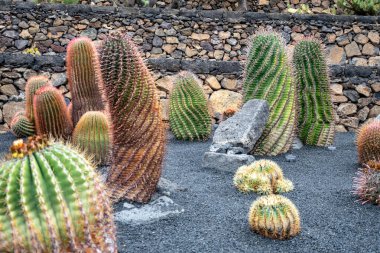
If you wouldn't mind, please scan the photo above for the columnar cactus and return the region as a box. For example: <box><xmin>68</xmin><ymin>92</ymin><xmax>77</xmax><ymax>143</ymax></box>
<box><xmin>33</xmin><ymin>86</ymin><xmax>73</xmax><ymax>139</ymax></box>
<box><xmin>293</xmin><ymin>38</ymin><xmax>335</xmax><ymax>146</ymax></box>
<box><xmin>353</xmin><ymin>162</ymin><xmax>380</xmax><ymax>205</ymax></box>
<box><xmin>356</xmin><ymin>119</ymin><xmax>380</xmax><ymax>164</ymax></box>
<box><xmin>99</xmin><ymin>33</ymin><xmax>166</xmax><ymax>203</ymax></box>
<box><xmin>243</xmin><ymin>31</ymin><xmax>297</xmax><ymax>156</ymax></box>
<box><xmin>25</xmin><ymin>76</ymin><xmax>51</xmax><ymax>122</ymax></box>
<box><xmin>72</xmin><ymin>111</ymin><xmax>111</xmax><ymax>165</ymax></box>
<box><xmin>169</xmin><ymin>74</ymin><xmax>212</xmax><ymax>141</ymax></box>
<box><xmin>0</xmin><ymin>136</ymin><xmax>117</xmax><ymax>252</ymax></box>
<box><xmin>66</xmin><ymin>37</ymin><xmax>104</xmax><ymax>126</ymax></box>
<box><xmin>248</xmin><ymin>195</ymin><xmax>301</xmax><ymax>240</ymax></box>
<box><xmin>10</xmin><ymin>112</ymin><xmax>35</xmax><ymax>137</ymax></box>
<box><xmin>234</xmin><ymin>159</ymin><xmax>293</xmax><ymax>195</ymax></box>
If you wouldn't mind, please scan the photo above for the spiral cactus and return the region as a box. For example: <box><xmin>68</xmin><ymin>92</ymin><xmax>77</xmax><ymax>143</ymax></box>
<box><xmin>248</xmin><ymin>195</ymin><xmax>301</xmax><ymax>240</ymax></box>
<box><xmin>243</xmin><ymin>31</ymin><xmax>297</xmax><ymax>156</ymax></box>
<box><xmin>169</xmin><ymin>74</ymin><xmax>212</xmax><ymax>141</ymax></box>
<box><xmin>10</xmin><ymin>112</ymin><xmax>35</xmax><ymax>138</ymax></box>
<box><xmin>99</xmin><ymin>33</ymin><xmax>166</xmax><ymax>203</ymax></box>
<box><xmin>0</xmin><ymin>136</ymin><xmax>117</xmax><ymax>252</ymax></box>
<box><xmin>234</xmin><ymin>159</ymin><xmax>293</xmax><ymax>195</ymax></box>
<box><xmin>353</xmin><ymin>162</ymin><xmax>380</xmax><ymax>205</ymax></box>
<box><xmin>33</xmin><ymin>86</ymin><xmax>73</xmax><ymax>139</ymax></box>
<box><xmin>66</xmin><ymin>37</ymin><xmax>104</xmax><ymax>126</ymax></box>
<box><xmin>25</xmin><ymin>76</ymin><xmax>51</xmax><ymax>122</ymax></box>
<box><xmin>356</xmin><ymin>119</ymin><xmax>380</xmax><ymax>164</ymax></box>
<box><xmin>72</xmin><ymin>111</ymin><xmax>111</xmax><ymax>165</ymax></box>
<box><xmin>293</xmin><ymin>38</ymin><xmax>335</xmax><ymax>146</ymax></box>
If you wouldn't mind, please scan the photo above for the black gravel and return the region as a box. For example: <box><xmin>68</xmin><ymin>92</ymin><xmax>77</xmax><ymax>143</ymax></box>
<box><xmin>0</xmin><ymin>132</ymin><xmax>379</xmax><ymax>253</ymax></box>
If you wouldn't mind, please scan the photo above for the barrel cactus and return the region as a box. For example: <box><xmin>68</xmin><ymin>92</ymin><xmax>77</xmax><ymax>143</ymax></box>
<box><xmin>243</xmin><ymin>31</ymin><xmax>297</xmax><ymax>156</ymax></box>
<box><xmin>25</xmin><ymin>75</ymin><xmax>51</xmax><ymax>122</ymax></box>
<box><xmin>169</xmin><ymin>74</ymin><xmax>212</xmax><ymax>141</ymax></box>
<box><xmin>33</xmin><ymin>86</ymin><xmax>73</xmax><ymax>139</ymax></box>
<box><xmin>234</xmin><ymin>159</ymin><xmax>293</xmax><ymax>195</ymax></box>
<box><xmin>99</xmin><ymin>33</ymin><xmax>166</xmax><ymax>203</ymax></box>
<box><xmin>248</xmin><ymin>195</ymin><xmax>301</xmax><ymax>240</ymax></box>
<box><xmin>353</xmin><ymin>162</ymin><xmax>380</xmax><ymax>205</ymax></box>
<box><xmin>0</xmin><ymin>136</ymin><xmax>117</xmax><ymax>252</ymax></box>
<box><xmin>293</xmin><ymin>38</ymin><xmax>335</xmax><ymax>146</ymax></box>
<box><xmin>10</xmin><ymin>112</ymin><xmax>35</xmax><ymax>138</ymax></box>
<box><xmin>66</xmin><ymin>37</ymin><xmax>104</xmax><ymax>126</ymax></box>
<box><xmin>356</xmin><ymin>119</ymin><xmax>380</xmax><ymax>164</ymax></box>
<box><xmin>72</xmin><ymin>111</ymin><xmax>111</xmax><ymax>165</ymax></box>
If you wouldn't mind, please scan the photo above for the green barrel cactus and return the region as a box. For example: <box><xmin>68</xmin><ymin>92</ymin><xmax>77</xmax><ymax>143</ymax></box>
<box><xmin>66</xmin><ymin>37</ymin><xmax>104</xmax><ymax>126</ymax></box>
<box><xmin>72</xmin><ymin>111</ymin><xmax>111</xmax><ymax>165</ymax></box>
<box><xmin>243</xmin><ymin>31</ymin><xmax>297</xmax><ymax>156</ymax></box>
<box><xmin>25</xmin><ymin>76</ymin><xmax>51</xmax><ymax>123</ymax></box>
<box><xmin>10</xmin><ymin>112</ymin><xmax>35</xmax><ymax>138</ymax></box>
<box><xmin>169</xmin><ymin>74</ymin><xmax>212</xmax><ymax>141</ymax></box>
<box><xmin>0</xmin><ymin>136</ymin><xmax>117</xmax><ymax>252</ymax></box>
<box><xmin>33</xmin><ymin>86</ymin><xmax>73</xmax><ymax>139</ymax></box>
<box><xmin>99</xmin><ymin>33</ymin><xmax>166</xmax><ymax>203</ymax></box>
<box><xmin>293</xmin><ymin>38</ymin><xmax>335</xmax><ymax>146</ymax></box>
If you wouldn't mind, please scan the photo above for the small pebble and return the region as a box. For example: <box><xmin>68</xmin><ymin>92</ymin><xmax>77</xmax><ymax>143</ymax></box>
<box><xmin>285</xmin><ymin>154</ymin><xmax>297</xmax><ymax>162</ymax></box>
<box><xmin>327</xmin><ymin>146</ymin><xmax>336</xmax><ymax>151</ymax></box>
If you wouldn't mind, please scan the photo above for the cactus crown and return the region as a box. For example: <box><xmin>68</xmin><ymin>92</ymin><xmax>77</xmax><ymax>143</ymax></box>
<box><xmin>9</xmin><ymin>135</ymin><xmax>49</xmax><ymax>159</ymax></box>
<box><xmin>10</xmin><ymin>113</ymin><xmax>35</xmax><ymax>138</ymax></box>
<box><xmin>356</xmin><ymin>119</ymin><xmax>380</xmax><ymax>164</ymax></box>
<box><xmin>25</xmin><ymin>76</ymin><xmax>51</xmax><ymax>122</ymax></box>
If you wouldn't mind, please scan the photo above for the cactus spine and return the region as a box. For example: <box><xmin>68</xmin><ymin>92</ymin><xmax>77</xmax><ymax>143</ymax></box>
<box><xmin>72</xmin><ymin>111</ymin><xmax>111</xmax><ymax>165</ymax></box>
<box><xmin>99</xmin><ymin>34</ymin><xmax>166</xmax><ymax>203</ymax></box>
<box><xmin>66</xmin><ymin>37</ymin><xmax>104</xmax><ymax>126</ymax></box>
<box><xmin>10</xmin><ymin>112</ymin><xmax>35</xmax><ymax>137</ymax></box>
<box><xmin>243</xmin><ymin>31</ymin><xmax>297</xmax><ymax>156</ymax></box>
<box><xmin>293</xmin><ymin>38</ymin><xmax>335</xmax><ymax>146</ymax></box>
<box><xmin>33</xmin><ymin>86</ymin><xmax>73</xmax><ymax>139</ymax></box>
<box><xmin>169</xmin><ymin>74</ymin><xmax>212</xmax><ymax>141</ymax></box>
<box><xmin>353</xmin><ymin>162</ymin><xmax>380</xmax><ymax>205</ymax></box>
<box><xmin>248</xmin><ymin>195</ymin><xmax>301</xmax><ymax>240</ymax></box>
<box><xmin>356</xmin><ymin>119</ymin><xmax>380</xmax><ymax>164</ymax></box>
<box><xmin>0</xmin><ymin>136</ymin><xmax>117</xmax><ymax>252</ymax></box>
<box><xmin>25</xmin><ymin>76</ymin><xmax>51</xmax><ymax>122</ymax></box>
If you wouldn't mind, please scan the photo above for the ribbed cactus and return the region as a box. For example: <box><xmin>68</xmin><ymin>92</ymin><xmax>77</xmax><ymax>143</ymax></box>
<box><xmin>25</xmin><ymin>76</ymin><xmax>51</xmax><ymax>122</ymax></box>
<box><xmin>169</xmin><ymin>74</ymin><xmax>212</xmax><ymax>141</ymax></box>
<box><xmin>356</xmin><ymin>119</ymin><xmax>380</xmax><ymax>164</ymax></box>
<box><xmin>10</xmin><ymin>112</ymin><xmax>35</xmax><ymax>137</ymax></box>
<box><xmin>33</xmin><ymin>86</ymin><xmax>73</xmax><ymax>139</ymax></box>
<box><xmin>353</xmin><ymin>163</ymin><xmax>380</xmax><ymax>205</ymax></box>
<box><xmin>234</xmin><ymin>159</ymin><xmax>293</xmax><ymax>195</ymax></box>
<box><xmin>99</xmin><ymin>33</ymin><xmax>166</xmax><ymax>203</ymax></box>
<box><xmin>293</xmin><ymin>38</ymin><xmax>335</xmax><ymax>146</ymax></box>
<box><xmin>243</xmin><ymin>31</ymin><xmax>297</xmax><ymax>156</ymax></box>
<box><xmin>72</xmin><ymin>111</ymin><xmax>111</xmax><ymax>165</ymax></box>
<box><xmin>0</xmin><ymin>136</ymin><xmax>117</xmax><ymax>252</ymax></box>
<box><xmin>248</xmin><ymin>195</ymin><xmax>301</xmax><ymax>240</ymax></box>
<box><xmin>68</xmin><ymin>102</ymin><xmax>72</xmax><ymax>119</ymax></box>
<box><xmin>67</xmin><ymin>37</ymin><xmax>104</xmax><ymax>126</ymax></box>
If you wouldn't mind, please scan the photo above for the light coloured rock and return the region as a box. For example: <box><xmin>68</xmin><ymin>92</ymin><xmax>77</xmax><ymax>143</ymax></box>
<box><xmin>352</xmin><ymin>58</ymin><xmax>368</xmax><ymax>66</ymax></box>
<box><xmin>156</xmin><ymin>76</ymin><xmax>174</xmax><ymax>93</ymax></box>
<box><xmin>371</xmin><ymin>83</ymin><xmax>380</xmax><ymax>92</ymax></box>
<box><xmin>185</xmin><ymin>47</ymin><xmax>198</xmax><ymax>57</ymax></box>
<box><xmin>206</xmin><ymin>76</ymin><xmax>221</xmax><ymax>90</ymax></box>
<box><xmin>219</xmin><ymin>31</ymin><xmax>231</xmax><ymax>40</ymax></box>
<box><xmin>357</xmin><ymin>107</ymin><xmax>370</xmax><ymax>121</ymax></box>
<box><xmin>369</xmin><ymin>105</ymin><xmax>380</xmax><ymax>118</ymax></box>
<box><xmin>327</xmin><ymin>46</ymin><xmax>345</xmax><ymax>64</ymax></box>
<box><xmin>368</xmin><ymin>31</ymin><xmax>380</xmax><ymax>44</ymax></box>
<box><xmin>354</xmin><ymin>34</ymin><xmax>369</xmax><ymax>45</ymax></box>
<box><xmin>191</xmin><ymin>33</ymin><xmax>210</xmax><ymax>41</ymax></box>
<box><xmin>163</xmin><ymin>44</ymin><xmax>177</xmax><ymax>54</ymax></box>
<box><xmin>341</xmin><ymin>117</ymin><xmax>359</xmax><ymax>128</ymax></box>
<box><xmin>160</xmin><ymin>99</ymin><xmax>169</xmax><ymax>121</ymax></box>
<box><xmin>51</xmin><ymin>73</ymin><xmax>67</xmax><ymax>87</ymax></box>
<box><xmin>214</xmin><ymin>50</ymin><xmax>224</xmax><ymax>60</ymax></box>
<box><xmin>2</xmin><ymin>101</ymin><xmax>26</xmax><ymax>125</ymax></box>
<box><xmin>369</xmin><ymin>56</ymin><xmax>380</xmax><ymax>66</ymax></box>
<box><xmin>202</xmin><ymin>152</ymin><xmax>255</xmax><ymax>173</ymax></box>
<box><xmin>362</xmin><ymin>43</ymin><xmax>376</xmax><ymax>56</ymax></box>
<box><xmin>345</xmin><ymin>42</ymin><xmax>361</xmax><ymax>58</ymax></box>
<box><xmin>331</xmin><ymin>95</ymin><xmax>348</xmax><ymax>103</ymax></box>
<box><xmin>335</xmin><ymin>125</ymin><xmax>347</xmax><ymax>132</ymax></box>
<box><xmin>337</xmin><ymin>103</ymin><xmax>357</xmax><ymax>116</ymax></box>
<box><xmin>355</xmin><ymin>85</ymin><xmax>371</xmax><ymax>97</ymax></box>
<box><xmin>209</xmin><ymin>90</ymin><xmax>243</xmax><ymax>119</ymax></box>
<box><xmin>292</xmin><ymin>137</ymin><xmax>303</xmax><ymax>150</ymax></box>
<box><xmin>0</xmin><ymin>84</ymin><xmax>18</xmax><ymax>96</ymax></box>
<box><xmin>330</xmin><ymin>84</ymin><xmax>343</xmax><ymax>95</ymax></box>
<box><xmin>221</xmin><ymin>78</ymin><xmax>238</xmax><ymax>91</ymax></box>
<box><xmin>166</xmin><ymin>37</ymin><xmax>179</xmax><ymax>44</ymax></box>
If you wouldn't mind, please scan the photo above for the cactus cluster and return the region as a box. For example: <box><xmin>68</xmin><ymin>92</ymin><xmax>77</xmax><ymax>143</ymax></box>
<box><xmin>356</xmin><ymin>119</ymin><xmax>380</xmax><ymax>164</ymax></box>
<box><xmin>293</xmin><ymin>38</ymin><xmax>335</xmax><ymax>147</ymax></box>
<box><xmin>353</xmin><ymin>162</ymin><xmax>380</xmax><ymax>205</ymax></box>
<box><xmin>99</xmin><ymin>33</ymin><xmax>166</xmax><ymax>203</ymax></box>
<box><xmin>243</xmin><ymin>31</ymin><xmax>297</xmax><ymax>156</ymax></box>
<box><xmin>10</xmin><ymin>112</ymin><xmax>35</xmax><ymax>138</ymax></box>
<box><xmin>0</xmin><ymin>136</ymin><xmax>117</xmax><ymax>252</ymax></box>
<box><xmin>169</xmin><ymin>74</ymin><xmax>212</xmax><ymax>141</ymax></box>
<box><xmin>234</xmin><ymin>160</ymin><xmax>294</xmax><ymax>195</ymax></box>
<box><xmin>248</xmin><ymin>195</ymin><xmax>301</xmax><ymax>240</ymax></box>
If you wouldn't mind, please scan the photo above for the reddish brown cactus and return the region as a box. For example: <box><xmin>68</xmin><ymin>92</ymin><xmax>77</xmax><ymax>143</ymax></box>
<box><xmin>357</xmin><ymin>119</ymin><xmax>380</xmax><ymax>164</ymax></box>
<box><xmin>25</xmin><ymin>76</ymin><xmax>51</xmax><ymax>122</ymax></box>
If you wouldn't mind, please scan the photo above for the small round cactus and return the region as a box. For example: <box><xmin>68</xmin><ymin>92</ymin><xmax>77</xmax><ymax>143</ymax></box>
<box><xmin>356</xmin><ymin>119</ymin><xmax>380</xmax><ymax>164</ymax></box>
<box><xmin>10</xmin><ymin>112</ymin><xmax>35</xmax><ymax>137</ymax></box>
<box><xmin>25</xmin><ymin>76</ymin><xmax>51</xmax><ymax>122</ymax></box>
<box><xmin>248</xmin><ymin>195</ymin><xmax>301</xmax><ymax>240</ymax></box>
<box><xmin>234</xmin><ymin>160</ymin><xmax>294</xmax><ymax>195</ymax></box>
<box><xmin>353</xmin><ymin>162</ymin><xmax>380</xmax><ymax>205</ymax></box>
<box><xmin>0</xmin><ymin>136</ymin><xmax>117</xmax><ymax>252</ymax></box>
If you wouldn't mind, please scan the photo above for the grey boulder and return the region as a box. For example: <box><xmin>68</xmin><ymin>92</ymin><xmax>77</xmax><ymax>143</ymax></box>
<box><xmin>202</xmin><ymin>152</ymin><xmax>255</xmax><ymax>173</ymax></box>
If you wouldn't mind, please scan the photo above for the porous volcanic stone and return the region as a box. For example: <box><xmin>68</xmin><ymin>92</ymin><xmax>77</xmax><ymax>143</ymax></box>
<box><xmin>202</xmin><ymin>152</ymin><xmax>255</xmax><ymax>173</ymax></box>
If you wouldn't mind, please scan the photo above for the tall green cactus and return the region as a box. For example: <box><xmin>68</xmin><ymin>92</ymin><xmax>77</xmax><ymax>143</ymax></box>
<box><xmin>25</xmin><ymin>76</ymin><xmax>51</xmax><ymax>122</ymax></box>
<box><xmin>99</xmin><ymin>33</ymin><xmax>166</xmax><ymax>203</ymax></box>
<box><xmin>72</xmin><ymin>111</ymin><xmax>111</xmax><ymax>165</ymax></box>
<box><xmin>66</xmin><ymin>37</ymin><xmax>104</xmax><ymax>126</ymax></box>
<box><xmin>10</xmin><ymin>112</ymin><xmax>35</xmax><ymax>138</ymax></box>
<box><xmin>33</xmin><ymin>86</ymin><xmax>73</xmax><ymax>139</ymax></box>
<box><xmin>169</xmin><ymin>74</ymin><xmax>212</xmax><ymax>141</ymax></box>
<box><xmin>293</xmin><ymin>38</ymin><xmax>335</xmax><ymax>146</ymax></box>
<box><xmin>243</xmin><ymin>31</ymin><xmax>297</xmax><ymax>156</ymax></box>
<box><xmin>0</xmin><ymin>136</ymin><xmax>117</xmax><ymax>252</ymax></box>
